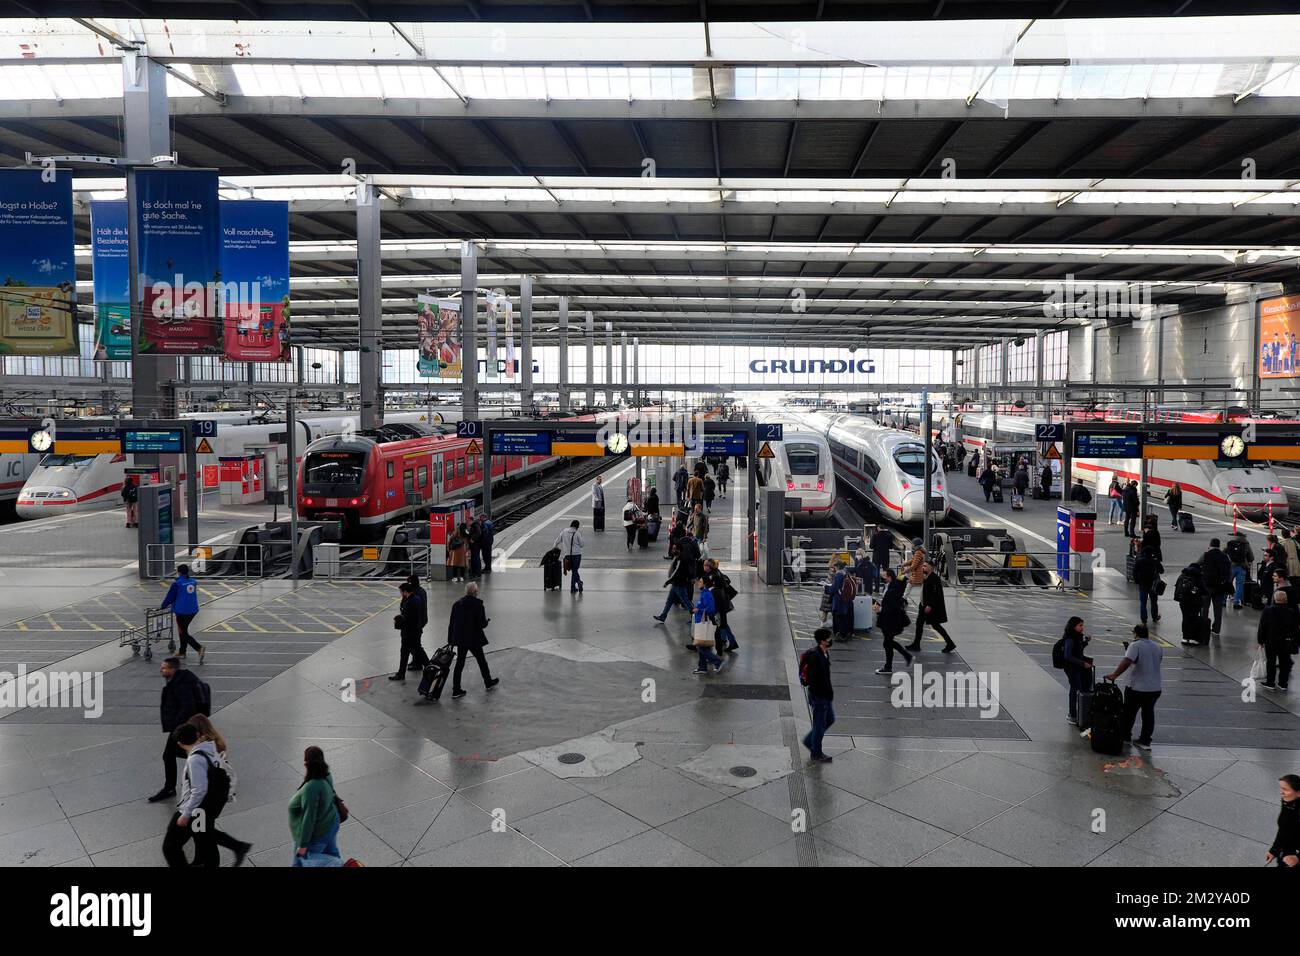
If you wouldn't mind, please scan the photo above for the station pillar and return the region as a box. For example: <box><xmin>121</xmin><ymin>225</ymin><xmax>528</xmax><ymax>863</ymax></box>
<box><xmin>585</xmin><ymin>311</ymin><xmax>595</xmax><ymax>408</ymax></box>
<box><xmin>520</xmin><ymin>275</ymin><xmax>534</xmax><ymax>413</ymax></box>
<box><xmin>557</xmin><ymin>297</ymin><xmax>569</xmax><ymax>411</ymax></box>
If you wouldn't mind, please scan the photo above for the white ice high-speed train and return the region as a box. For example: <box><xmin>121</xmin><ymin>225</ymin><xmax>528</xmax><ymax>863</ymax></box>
<box><xmin>803</xmin><ymin>411</ymin><xmax>951</xmax><ymax>523</ymax></box>
<box><xmin>956</xmin><ymin>413</ymin><xmax>1290</xmax><ymax>519</ymax></box>
<box><xmin>14</xmin><ymin>411</ymin><xmax>440</xmax><ymax>520</ymax></box>
<box><xmin>751</xmin><ymin>413</ymin><xmax>837</xmax><ymax>517</ymax></box>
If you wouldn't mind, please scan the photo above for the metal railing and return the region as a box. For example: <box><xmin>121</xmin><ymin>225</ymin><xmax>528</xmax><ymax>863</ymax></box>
<box><xmin>315</xmin><ymin>543</ymin><xmax>431</xmax><ymax>580</ymax></box>
<box><xmin>953</xmin><ymin>549</ymin><xmax>1077</xmax><ymax>588</ymax></box>
<box><xmin>146</xmin><ymin>543</ymin><xmax>269</xmax><ymax>580</ymax></box>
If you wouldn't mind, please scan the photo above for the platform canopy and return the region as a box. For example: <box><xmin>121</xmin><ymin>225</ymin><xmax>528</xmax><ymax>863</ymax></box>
<box><xmin>6</xmin><ymin>13</ymin><xmax>1300</xmax><ymax>349</ymax></box>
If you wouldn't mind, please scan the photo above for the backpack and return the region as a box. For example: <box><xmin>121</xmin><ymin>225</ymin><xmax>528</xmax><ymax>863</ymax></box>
<box><xmin>1051</xmin><ymin>637</ymin><xmax>1067</xmax><ymax>670</ymax></box>
<box><xmin>1173</xmin><ymin>573</ymin><xmax>1202</xmax><ymax>604</ymax></box>
<box><xmin>798</xmin><ymin>647</ymin><xmax>818</xmax><ymax>687</ymax></box>
<box><xmin>1226</xmin><ymin>539</ymin><xmax>1247</xmax><ymax>564</ymax></box>
<box><xmin>839</xmin><ymin>573</ymin><xmax>858</xmax><ymax>605</ymax></box>
<box><xmin>192</xmin><ymin>750</ymin><xmax>231</xmax><ymax>817</ymax></box>
<box><xmin>194</xmin><ymin>677</ymin><xmax>212</xmax><ymax>717</ymax></box>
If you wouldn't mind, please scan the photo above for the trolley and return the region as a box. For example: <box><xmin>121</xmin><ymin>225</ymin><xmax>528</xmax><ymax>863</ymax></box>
<box><xmin>119</xmin><ymin>607</ymin><xmax>176</xmax><ymax>661</ymax></box>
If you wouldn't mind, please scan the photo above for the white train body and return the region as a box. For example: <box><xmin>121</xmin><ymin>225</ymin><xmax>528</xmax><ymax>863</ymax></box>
<box><xmin>760</xmin><ymin>427</ymin><xmax>837</xmax><ymax>516</ymax></box>
<box><xmin>807</xmin><ymin>411</ymin><xmax>951</xmax><ymax>523</ymax></box>
<box><xmin>956</xmin><ymin>413</ymin><xmax>1289</xmax><ymax>519</ymax></box>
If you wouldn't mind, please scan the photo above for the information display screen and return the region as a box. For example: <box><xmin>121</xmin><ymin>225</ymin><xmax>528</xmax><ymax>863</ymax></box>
<box><xmin>698</xmin><ymin>431</ymin><xmax>750</xmax><ymax>456</ymax></box>
<box><xmin>1073</xmin><ymin>431</ymin><xmax>1142</xmax><ymax>459</ymax></box>
<box><xmin>490</xmin><ymin>431</ymin><xmax>553</xmax><ymax>456</ymax></box>
<box><xmin>121</xmin><ymin>428</ymin><xmax>186</xmax><ymax>454</ymax></box>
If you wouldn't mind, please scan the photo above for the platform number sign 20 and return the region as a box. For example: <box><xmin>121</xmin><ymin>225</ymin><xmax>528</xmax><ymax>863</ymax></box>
<box><xmin>457</xmin><ymin>421</ymin><xmax>483</xmax><ymax>439</ymax></box>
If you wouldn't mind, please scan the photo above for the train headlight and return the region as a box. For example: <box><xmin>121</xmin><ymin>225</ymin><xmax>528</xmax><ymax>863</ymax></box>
<box><xmin>901</xmin><ymin>481</ymin><xmax>910</xmax><ymax>490</ymax></box>
<box><xmin>302</xmin><ymin>497</ymin><xmax>314</xmax><ymax>506</ymax></box>
<box><xmin>1272</xmin><ymin>486</ymin><xmax>1282</xmax><ymax>493</ymax></box>
<box><xmin>786</xmin><ymin>480</ymin><xmax>794</xmax><ymax>491</ymax></box>
<box><xmin>816</xmin><ymin>479</ymin><xmax>824</xmax><ymax>491</ymax></box>
<box><xmin>1228</xmin><ymin>485</ymin><xmax>1240</xmax><ymax>493</ymax></box>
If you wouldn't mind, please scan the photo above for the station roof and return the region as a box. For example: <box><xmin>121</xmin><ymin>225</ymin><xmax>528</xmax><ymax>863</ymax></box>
<box><xmin>6</xmin><ymin>14</ymin><xmax>1300</xmax><ymax>350</ymax></box>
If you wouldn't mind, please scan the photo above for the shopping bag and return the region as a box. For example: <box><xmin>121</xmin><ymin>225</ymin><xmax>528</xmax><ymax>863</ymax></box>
<box><xmin>692</xmin><ymin>617</ymin><xmax>715</xmax><ymax>646</ymax></box>
<box><xmin>1249</xmin><ymin>646</ymin><xmax>1268</xmax><ymax>682</ymax></box>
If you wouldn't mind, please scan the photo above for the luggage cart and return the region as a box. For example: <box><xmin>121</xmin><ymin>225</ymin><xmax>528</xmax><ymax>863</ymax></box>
<box><xmin>119</xmin><ymin>608</ymin><xmax>176</xmax><ymax>661</ymax></box>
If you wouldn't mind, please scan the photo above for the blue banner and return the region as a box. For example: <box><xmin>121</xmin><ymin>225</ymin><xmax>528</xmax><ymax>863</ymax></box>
<box><xmin>0</xmin><ymin>169</ymin><xmax>78</xmax><ymax>356</ymax></box>
<box><xmin>90</xmin><ymin>200</ymin><xmax>131</xmax><ymax>360</ymax></box>
<box><xmin>136</xmin><ymin>169</ymin><xmax>221</xmax><ymax>355</ymax></box>
<box><xmin>219</xmin><ymin>200</ymin><xmax>290</xmax><ymax>362</ymax></box>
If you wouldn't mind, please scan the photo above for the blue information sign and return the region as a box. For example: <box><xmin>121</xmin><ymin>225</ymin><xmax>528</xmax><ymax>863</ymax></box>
<box><xmin>700</xmin><ymin>431</ymin><xmax>750</xmax><ymax>456</ymax></box>
<box><xmin>490</xmin><ymin>431</ymin><xmax>552</xmax><ymax>456</ymax></box>
<box><xmin>758</xmin><ymin>423</ymin><xmax>783</xmax><ymax>442</ymax></box>
<box><xmin>121</xmin><ymin>428</ymin><xmax>186</xmax><ymax>454</ymax></box>
<box><xmin>1073</xmin><ymin>431</ymin><xmax>1142</xmax><ymax>459</ymax></box>
<box><xmin>192</xmin><ymin>419</ymin><xmax>219</xmax><ymax>437</ymax></box>
<box><xmin>1035</xmin><ymin>423</ymin><xmax>1065</xmax><ymax>443</ymax></box>
<box><xmin>457</xmin><ymin>420</ymin><xmax>482</xmax><ymax>438</ymax></box>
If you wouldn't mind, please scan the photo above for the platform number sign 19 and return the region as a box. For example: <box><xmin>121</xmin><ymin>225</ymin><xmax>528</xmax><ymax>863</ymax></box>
<box><xmin>192</xmin><ymin>419</ymin><xmax>219</xmax><ymax>438</ymax></box>
<box><xmin>457</xmin><ymin>420</ymin><xmax>483</xmax><ymax>439</ymax></box>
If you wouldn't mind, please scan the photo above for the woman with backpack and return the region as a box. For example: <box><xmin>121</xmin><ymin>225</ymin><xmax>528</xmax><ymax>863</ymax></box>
<box><xmin>1056</xmin><ymin>616</ymin><xmax>1093</xmax><ymax>724</ymax></box>
<box><xmin>289</xmin><ymin>746</ymin><xmax>343</xmax><ymax>867</ymax></box>
<box><xmin>184</xmin><ymin>714</ymin><xmax>253</xmax><ymax>865</ymax></box>
<box><xmin>829</xmin><ymin>560</ymin><xmax>857</xmax><ymax>641</ymax></box>
<box><xmin>121</xmin><ymin>474</ymin><xmax>139</xmax><ymax>528</ymax></box>
<box><xmin>872</xmin><ymin>568</ymin><xmax>913</xmax><ymax>674</ymax></box>
<box><xmin>162</xmin><ymin>723</ymin><xmax>231</xmax><ymax>868</ymax></box>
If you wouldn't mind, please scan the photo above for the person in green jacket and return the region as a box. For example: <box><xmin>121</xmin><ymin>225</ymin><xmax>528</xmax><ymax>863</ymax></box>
<box><xmin>289</xmin><ymin>746</ymin><xmax>341</xmax><ymax>867</ymax></box>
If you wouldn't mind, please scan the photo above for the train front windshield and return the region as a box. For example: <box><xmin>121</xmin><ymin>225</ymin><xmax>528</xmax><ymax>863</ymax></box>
<box><xmin>785</xmin><ymin>444</ymin><xmax>821</xmax><ymax>475</ymax></box>
<box><xmin>893</xmin><ymin>448</ymin><xmax>932</xmax><ymax>479</ymax></box>
<box><xmin>40</xmin><ymin>454</ymin><xmax>94</xmax><ymax>468</ymax></box>
<box><xmin>304</xmin><ymin>451</ymin><xmax>366</xmax><ymax>486</ymax></box>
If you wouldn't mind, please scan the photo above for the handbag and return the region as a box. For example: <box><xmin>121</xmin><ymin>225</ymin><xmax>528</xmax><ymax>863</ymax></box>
<box><xmin>1155</xmin><ymin>579</ymin><xmax>1167</xmax><ymax>596</ymax></box>
<box><xmin>334</xmin><ymin>790</ymin><xmax>350</xmax><ymax>823</ymax></box>
<box><xmin>563</xmin><ymin>532</ymin><xmax>574</xmax><ymax>573</ymax></box>
<box><xmin>1250</xmin><ymin>645</ymin><xmax>1268</xmax><ymax>682</ymax></box>
<box><xmin>393</xmin><ymin>614</ymin><xmax>404</xmax><ymax>630</ymax></box>
<box><xmin>692</xmin><ymin>617</ymin><xmax>715</xmax><ymax>646</ymax></box>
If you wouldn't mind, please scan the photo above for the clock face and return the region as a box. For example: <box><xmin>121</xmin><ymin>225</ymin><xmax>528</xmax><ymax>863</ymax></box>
<box><xmin>1221</xmin><ymin>434</ymin><xmax>1246</xmax><ymax>459</ymax></box>
<box><xmin>606</xmin><ymin>432</ymin><xmax>629</xmax><ymax>454</ymax></box>
<box><xmin>29</xmin><ymin>429</ymin><xmax>52</xmax><ymax>453</ymax></box>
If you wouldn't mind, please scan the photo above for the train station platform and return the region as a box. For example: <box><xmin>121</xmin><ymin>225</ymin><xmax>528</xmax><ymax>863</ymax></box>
<box><xmin>0</xmin><ymin>467</ymin><xmax>1294</xmax><ymax>867</ymax></box>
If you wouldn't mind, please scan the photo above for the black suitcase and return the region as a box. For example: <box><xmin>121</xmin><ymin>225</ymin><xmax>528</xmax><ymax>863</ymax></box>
<box><xmin>646</xmin><ymin>515</ymin><xmax>661</xmax><ymax>542</ymax></box>
<box><xmin>544</xmin><ymin>562</ymin><xmax>562</xmax><ymax>590</ymax></box>
<box><xmin>593</xmin><ymin>508</ymin><xmax>605</xmax><ymax>531</ymax></box>
<box><xmin>1089</xmin><ymin>681</ymin><xmax>1126</xmax><ymax>755</ymax></box>
<box><xmin>418</xmin><ymin>644</ymin><xmax>455</xmax><ymax>700</ymax></box>
<box><xmin>1125</xmin><ymin>552</ymin><xmax>1136</xmax><ymax>583</ymax></box>
<box><xmin>637</xmin><ymin>525</ymin><xmax>650</xmax><ymax>549</ymax></box>
<box><xmin>1075</xmin><ymin>687</ymin><xmax>1094</xmax><ymax>731</ymax></box>
<box><xmin>991</xmin><ymin>485</ymin><xmax>1004</xmax><ymax>503</ymax></box>
<box><xmin>1178</xmin><ymin>511</ymin><xmax>1195</xmax><ymax>533</ymax></box>
<box><xmin>1246</xmin><ymin>579</ymin><xmax>1265</xmax><ymax>610</ymax></box>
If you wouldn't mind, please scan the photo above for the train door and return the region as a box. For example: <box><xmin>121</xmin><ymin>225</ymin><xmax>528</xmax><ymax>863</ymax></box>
<box><xmin>430</xmin><ymin>455</ymin><xmax>443</xmax><ymax>503</ymax></box>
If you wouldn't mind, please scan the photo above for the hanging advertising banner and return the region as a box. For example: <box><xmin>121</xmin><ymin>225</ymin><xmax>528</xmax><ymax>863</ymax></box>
<box><xmin>90</xmin><ymin>200</ymin><xmax>131</xmax><ymax>360</ymax></box>
<box><xmin>0</xmin><ymin>169</ymin><xmax>78</xmax><ymax>356</ymax></box>
<box><xmin>417</xmin><ymin>295</ymin><xmax>461</xmax><ymax>379</ymax></box>
<box><xmin>485</xmin><ymin>290</ymin><xmax>507</xmax><ymax>379</ymax></box>
<box><xmin>1259</xmin><ymin>294</ymin><xmax>1300</xmax><ymax>379</ymax></box>
<box><xmin>219</xmin><ymin>200</ymin><xmax>290</xmax><ymax>362</ymax></box>
<box><xmin>504</xmin><ymin>303</ymin><xmax>516</xmax><ymax>381</ymax></box>
<box><xmin>136</xmin><ymin>169</ymin><xmax>222</xmax><ymax>355</ymax></box>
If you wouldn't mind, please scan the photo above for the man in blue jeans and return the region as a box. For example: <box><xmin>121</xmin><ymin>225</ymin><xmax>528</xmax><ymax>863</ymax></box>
<box><xmin>654</xmin><ymin>546</ymin><xmax>696</xmax><ymax>621</ymax></box>
<box><xmin>1226</xmin><ymin>532</ymin><xmax>1254</xmax><ymax>609</ymax></box>
<box><xmin>1132</xmin><ymin>546</ymin><xmax>1162</xmax><ymax>625</ymax></box>
<box><xmin>555</xmin><ymin>520</ymin><xmax>584</xmax><ymax>594</ymax></box>
<box><xmin>800</xmin><ymin>628</ymin><xmax>835</xmax><ymax>764</ymax></box>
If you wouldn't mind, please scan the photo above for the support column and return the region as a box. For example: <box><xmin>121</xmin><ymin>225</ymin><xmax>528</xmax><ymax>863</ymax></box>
<box><xmin>1035</xmin><ymin>330</ymin><xmax>1045</xmax><ymax>398</ymax></box>
<box><xmin>633</xmin><ymin>336</ymin><xmax>640</xmax><ymax>408</ymax></box>
<box><xmin>620</xmin><ymin>331</ymin><xmax>628</xmax><ymax>406</ymax></box>
<box><xmin>557</xmin><ymin>297</ymin><xmax>569</xmax><ymax>411</ymax></box>
<box><xmin>460</xmin><ymin>241</ymin><xmax>479</xmax><ymax>422</ymax></box>
<box><xmin>356</xmin><ymin>179</ymin><xmax>384</xmax><ymax>429</ymax></box>
<box><xmin>585</xmin><ymin>310</ymin><xmax>595</xmax><ymax>408</ymax></box>
<box><xmin>605</xmin><ymin>321</ymin><xmax>614</xmax><ymax>408</ymax></box>
<box><xmin>520</xmin><ymin>274</ymin><xmax>534</xmax><ymax>413</ymax></box>
<box><xmin>124</xmin><ymin>53</ymin><xmax>175</xmax><ymax>421</ymax></box>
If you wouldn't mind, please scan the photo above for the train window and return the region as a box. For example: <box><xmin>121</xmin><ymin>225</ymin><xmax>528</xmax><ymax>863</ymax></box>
<box><xmin>417</xmin><ymin>465</ymin><xmax>428</xmax><ymax>487</ymax></box>
<box><xmin>468</xmin><ymin>456</ymin><xmax>475</xmax><ymax>475</ymax></box>
<box><xmin>386</xmin><ymin>462</ymin><xmax>394</xmax><ymax>479</ymax></box>
<box><xmin>785</xmin><ymin>444</ymin><xmax>820</xmax><ymax>475</ymax></box>
<box><xmin>862</xmin><ymin>454</ymin><xmax>881</xmax><ymax>480</ymax></box>
<box><xmin>39</xmin><ymin>454</ymin><xmax>93</xmax><ymax>467</ymax></box>
<box><xmin>893</xmin><ymin>449</ymin><xmax>928</xmax><ymax>478</ymax></box>
<box><xmin>457</xmin><ymin>459</ymin><xmax>465</xmax><ymax>478</ymax></box>
<box><xmin>304</xmin><ymin>452</ymin><xmax>365</xmax><ymax>485</ymax></box>
<box><xmin>403</xmin><ymin>468</ymin><xmax>414</xmax><ymax>495</ymax></box>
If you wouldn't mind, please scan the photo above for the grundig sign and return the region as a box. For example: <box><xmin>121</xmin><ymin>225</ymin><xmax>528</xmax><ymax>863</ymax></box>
<box><xmin>749</xmin><ymin>357</ymin><xmax>876</xmax><ymax>375</ymax></box>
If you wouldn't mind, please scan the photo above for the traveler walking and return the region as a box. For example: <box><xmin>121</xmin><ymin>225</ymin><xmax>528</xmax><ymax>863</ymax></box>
<box><xmin>907</xmin><ymin>561</ymin><xmax>955</xmax><ymax>653</ymax></box>
<box><xmin>160</xmin><ymin>564</ymin><xmax>204</xmax><ymax>663</ymax></box>
<box><xmin>121</xmin><ymin>474</ymin><xmax>139</xmax><ymax>528</ymax></box>
<box><xmin>1039</xmin><ymin>462</ymin><xmax>1052</xmax><ymax>499</ymax></box>
<box><xmin>388</xmin><ymin>581</ymin><xmax>430</xmax><ymax>681</ymax></box>
<box><xmin>702</xmin><ymin>473</ymin><xmax>716</xmax><ymax>513</ymax></box>
<box><xmin>853</xmin><ymin>548</ymin><xmax>878</xmax><ymax>596</ymax></box>
<box><xmin>716</xmin><ymin>461</ymin><xmax>730</xmax><ymax>498</ymax></box>
<box><xmin>1104</xmin><ymin>624</ymin><xmax>1163</xmax><ymax>750</ymax></box>
<box><xmin>1174</xmin><ymin>563</ymin><xmax>1210</xmax><ymax>646</ymax></box>
<box><xmin>1122</xmin><ymin>480</ymin><xmax>1140</xmax><ymax>537</ymax></box>
<box><xmin>654</xmin><ymin>544</ymin><xmax>696</xmax><ymax>622</ymax></box>
<box><xmin>289</xmin><ymin>746</ymin><xmax>342</xmax><ymax>867</ymax></box>
<box><xmin>447</xmin><ymin>523</ymin><xmax>469</xmax><ymax>582</ymax></box>
<box><xmin>701</xmin><ymin>558</ymin><xmax>739</xmax><ymax>652</ymax></box>
<box><xmin>466</xmin><ymin>516</ymin><xmax>483</xmax><ymax>578</ymax></box>
<box><xmin>688</xmin><ymin>503</ymin><xmax>709</xmax><ymax>549</ymax></box>
<box><xmin>623</xmin><ymin>497</ymin><xmax>642</xmax><ymax>550</ymax></box>
<box><xmin>673</xmin><ymin>465</ymin><xmax>688</xmax><ymax>507</ymax></box>
<box><xmin>1282</xmin><ymin>528</ymin><xmax>1300</xmax><ymax>584</ymax></box>
<box><xmin>1140</xmin><ymin>514</ymin><xmax>1163</xmax><ymax>564</ymax></box>
<box><xmin>1132</xmin><ymin>545</ymin><xmax>1163</xmax><ymax>625</ymax></box>
<box><xmin>1226</xmin><ymin>531</ymin><xmax>1255</xmax><ymax>609</ymax></box>
<box><xmin>1057</xmin><ymin>616</ymin><xmax>1093</xmax><ymax>723</ymax></box>
<box><xmin>183</xmin><ymin>714</ymin><xmax>252</xmax><ymax>865</ymax></box>
<box><xmin>148</xmin><ymin>656</ymin><xmax>206</xmax><ymax>803</ymax></box>
<box><xmin>591</xmin><ymin>475</ymin><xmax>606</xmax><ymax>531</ymax></box>
<box><xmin>1167</xmin><ymin>483</ymin><xmax>1183</xmax><ymax>530</ymax></box>
<box><xmin>979</xmin><ymin>464</ymin><xmax>997</xmax><ymax>503</ymax></box>
<box><xmin>828</xmin><ymin>560</ymin><xmax>856</xmax><ymax>641</ymax></box>
<box><xmin>1199</xmin><ymin>538</ymin><xmax>1233</xmax><ymax>635</ymax></box>
<box><xmin>555</xmin><ymin>520</ymin><xmax>585</xmax><ymax>594</ymax></box>
<box><xmin>799</xmin><ymin>629</ymin><xmax>835</xmax><ymax>763</ymax></box>
<box><xmin>1257</xmin><ymin>590</ymin><xmax>1298</xmax><ymax>690</ymax></box>
<box><xmin>1013</xmin><ymin>462</ymin><xmax>1030</xmax><ymax>499</ymax></box>
<box><xmin>477</xmin><ymin>514</ymin><xmax>495</xmax><ymax>574</ymax></box>
<box><xmin>161</xmin><ymin>723</ymin><xmax>230</xmax><ymax>868</ymax></box>
<box><xmin>1266</xmin><ymin>774</ymin><xmax>1300</xmax><ymax>867</ymax></box>
<box><xmin>869</xmin><ymin>527</ymin><xmax>895</xmax><ymax>592</ymax></box>
<box><xmin>690</xmin><ymin>585</ymin><xmax>726</xmax><ymax>675</ymax></box>
<box><xmin>872</xmin><ymin>569</ymin><xmax>913</xmax><ymax>674</ymax></box>
<box><xmin>644</xmin><ymin>487</ymin><xmax>660</xmax><ymax>517</ymax></box>
<box><xmin>448</xmin><ymin>581</ymin><xmax>499</xmax><ymax>699</ymax></box>
<box><xmin>685</xmin><ymin>470</ymin><xmax>704</xmax><ymax>511</ymax></box>
<box><xmin>1107</xmin><ymin>476</ymin><xmax>1123</xmax><ymax>525</ymax></box>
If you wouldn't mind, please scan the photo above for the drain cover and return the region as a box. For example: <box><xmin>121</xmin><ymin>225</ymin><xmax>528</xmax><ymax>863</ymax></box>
<box><xmin>557</xmin><ymin>752</ymin><xmax>586</xmax><ymax>765</ymax></box>
<box><xmin>729</xmin><ymin>765</ymin><xmax>758</xmax><ymax>778</ymax></box>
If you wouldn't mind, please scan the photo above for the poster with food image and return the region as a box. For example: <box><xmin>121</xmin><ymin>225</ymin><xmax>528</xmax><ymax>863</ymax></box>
<box><xmin>417</xmin><ymin>295</ymin><xmax>461</xmax><ymax>379</ymax></box>
<box><xmin>218</xmin><ymin>200</ymin><xmax>290</xmax><ymax>362</ymax></box>
<box><xmin>136</xmin><ymin>169</ymin><xmax>223</xmax><ymax>355</ymax></box>
<box><xmin>0</xmin><ymin>169</ymin><xmax>78</xmax><ymax>356</ymax></box>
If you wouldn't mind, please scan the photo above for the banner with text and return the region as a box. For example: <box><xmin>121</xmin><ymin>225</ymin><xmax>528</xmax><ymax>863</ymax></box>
<box><xmin>1260</xmin><ymin>294</ymin><xmax>1300</xmax><ymax>380</ymax></box>
<box><xmin>90</xmin><ymin>200</ymin><xmax>131</xmax><ymax>360</ymax></box>
<box><xmin>219</xmin><ymin>200</ymin><xmax>290</xmax><ymax>362</ymax></box>
<box><xmin>136</xmin><ymin>169</ymin><xmax>222</xmax><ymax>355</ymax></box>
<box><xmin>0</xmin><ymin>169</ymin><xmax>78</xmax><ymax>356</ymax></box>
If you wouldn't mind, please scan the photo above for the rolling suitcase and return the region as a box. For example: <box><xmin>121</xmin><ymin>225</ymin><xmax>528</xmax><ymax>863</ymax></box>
<box><xmin>852</xmin><ymin>594</ymin><xmax>874</xmax><ymax>631</ymax></box>
<box><xmin>418</xmin><ymin>644</ymin><xmax>455</xmax><ymax>700</ymax></box>
<box><xmin>1010</xmin><ymin>492</ymin><xmax>1024</xmax><ymax>510</ymax></box>
<box><xmin>637</xmin><ymin>525</ymin><xmax>650</xmax><ymax>549</ymax></box>
<box><xmin>1088</xmin><ymin>680</ymin><xmax>1126</xmax><ymax>755</ymax></box>
<box><xmin>991</xmin><ymin>485</ymin><xmax>1004</xmax><ymax>504</ymax></box>
<box><xmin>1178</xmin><ymin>511</ymin><xmax>1195</xmax><ymax>533</ymax></box>
<box><xmin>542</xmin><ymin>547</ymin><xmax>563</xmax><ymax>590</ymax></box>
<box><xmin>646</xmin><ymin>514</ymin><xmax>661</xmax><ymax>542</ymax></box>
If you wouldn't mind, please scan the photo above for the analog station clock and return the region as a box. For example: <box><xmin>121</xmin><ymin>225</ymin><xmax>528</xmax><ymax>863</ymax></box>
<box><xmin>1220</xmin><ymin>434</ymin><xmax>1246</xmax><ymax>459</ymax></box>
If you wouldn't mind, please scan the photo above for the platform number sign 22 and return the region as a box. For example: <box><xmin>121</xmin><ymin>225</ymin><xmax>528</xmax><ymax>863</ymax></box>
<box><xmin>1035</xmin><ymin>423</ymin><xmax>1065</xmax><ymax>443</ymax></box>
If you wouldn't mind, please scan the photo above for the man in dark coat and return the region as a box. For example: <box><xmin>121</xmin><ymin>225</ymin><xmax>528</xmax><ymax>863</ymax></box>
<box><xmin>149</xmin><ymin>657</ymin><xmax>203</xmax><ymax>802</ymax></box>
<box><xmin>673</xmin><ymin>465</ymin><xmax>689</xmax><ymax>507</ymax></box>
<box><xmin>906</xmin><ymin>561</ymin><xmax>955</xmax><ymax>653</ymax></box>
<box><xmin>1122</xmin><ymin>480</ymin><xmax>1141</xmax><ymax>537</ymax></box>
<box><xmin>448</xmin><ymin>582</ymin><xmax>498</xmax><ymax>699</ymax></box>
<box><xmin>1258</xmin><ymin>590</ymin><xmax>1299</xmax><ymax>690</ymax></box>
<box><xmin>872</xmin><ymin>569</ymin><xmax>912</xmax><ymax>673</ymax></box>
<box><xmin>1039</xmin><ymin>463</ymin><xmax>1052</xmax><ymax>499</ymax></box>
<box><xmin>477</xmin><ymin>514</ymin><xmax>495</xmax><ymax>575</ymax></box>
<box><xmin>869</xmin><ymin>527</ymin><xmax>895</xmax><ymax>591</ymax></box>
<box><xmin>390</xmin><ymin>581</ymin><xmax>430</xmax><ymax>680</ymax></box>
<box><xmin>1199</xmin><ymin>538</ymin><xmax>1233</xmax><ymax>635</ymax></box>
<box><xmin>1175</xmin><ymin>563</ymin><xmax>1209</xmax><ymax>646</ymax></box>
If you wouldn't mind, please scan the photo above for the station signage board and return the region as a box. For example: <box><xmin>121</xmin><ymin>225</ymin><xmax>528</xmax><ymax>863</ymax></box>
<box><xmin>1141</xmin><ymin>431</ymin><xmax>1219</xmax><ymax>461</ymax></box>
<box><xmin>696</xmin><ymin>430</ymin><xmax>750</xmax><ymax>457</ymax></box>
<box><xmin>490</xmin><ymin>431</ymin><xmax>553</xmax><ymax>456</ymax></box>
<box><xmin>1073</xmin><ymin>431</ymin><xmax>1142</xmax><ymax>459</ymax></box>
<box><xmin>121</xmin><ymin>428</ymin><xmax>186</xmax><ymax>454</ymax></box>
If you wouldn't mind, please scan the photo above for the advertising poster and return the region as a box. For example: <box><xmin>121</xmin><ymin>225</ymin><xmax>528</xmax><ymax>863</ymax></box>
<box><xmin>485</xmin><ymin>291</ymin><xmax>504</xmax><ymax>377</ymax></box>
<box><xmin>219</xmin><ymin>200</ymin><xmax>290</xmax><ymax>362</ymax></box>
<box><xmin>504</xmin><ymin>304</ymin><xmax>516</xmax><ymax>381</ymax></box>
<box><xmin>0</xmin><ymin>169</ymin><xmax>78</xmax><ymax>356</ymax></box>
<box><xmin>1259</xmin><ymin>294</ymin><xmax>1300</xmax><ymax>379</ymax></box>
<box><xmin>136</xmin><ymin>169</ymin><xmax>222</xmax><ymax>355</ymax></box>
<box><xmin>90</xmin><ymin>200</ymin><xmax>131</xmax><ymax>360</ymax></box>
<box><xmin>417</xmin><ymin>294</ymin><xmax>461</xmax><ymax>379</ymax></box>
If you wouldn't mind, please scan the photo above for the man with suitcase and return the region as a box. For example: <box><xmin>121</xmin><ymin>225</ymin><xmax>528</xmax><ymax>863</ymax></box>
<box><xmin>1104</xmin><ymin>624</ymin><xmax>1164</xmax><ymax>751</ymax></box>
<box><xmin>1174</xmin><ymin>563</ymin><xmax>1211</xmax><ymax>646</ymax></box>
<box><xmin>1199</xmin><ymin>538</ymin><xmax>1233</xmax><ymax>636</ymax></box>
<box><xmin>1226</xmin><ymin>531</ymin><xmax>1255</xmax><ymax>610</ymax></box>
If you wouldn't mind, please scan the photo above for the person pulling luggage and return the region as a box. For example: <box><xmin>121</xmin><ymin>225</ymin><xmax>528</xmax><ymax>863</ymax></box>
<box><xmin>1103</xmin><ymin>624</ymin><xmax>1163</xmax><ymax>751</ymax></box>
<box><xmin>447</xmin><ymin>581</ymin><xmax>499</xmax><ymax>699</ymax></box>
